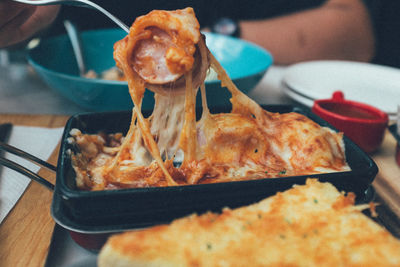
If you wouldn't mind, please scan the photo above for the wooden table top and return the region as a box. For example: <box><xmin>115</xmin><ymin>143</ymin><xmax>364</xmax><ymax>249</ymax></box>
<box><xmin>0</xmin><ymin>114</ymin><xmax>69</xmax><ymax>267</ymax></box>
<box><xmin>0</xmin><ymin>113</ymin><xmax>399</xmax><ymax>267</ymax></box>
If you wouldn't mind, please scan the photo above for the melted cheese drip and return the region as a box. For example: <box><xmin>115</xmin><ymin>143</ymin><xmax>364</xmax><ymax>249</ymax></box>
<box><xmin>179</xmin><ymin>71</ymin><xmax>198</xmax><ymax>162</ymax></box>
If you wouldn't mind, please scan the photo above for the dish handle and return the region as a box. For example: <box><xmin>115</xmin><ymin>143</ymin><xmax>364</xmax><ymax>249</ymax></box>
<box><xmin>0</xmin><ymin>141</ymin><xmax>56</xmax><ymax>191</ymax></box>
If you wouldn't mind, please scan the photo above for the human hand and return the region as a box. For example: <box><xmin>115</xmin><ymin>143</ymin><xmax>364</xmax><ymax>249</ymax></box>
<box><xmin>0</xmin><ymin>0</ymin><xmax>60</xmax><ymax>48</ymax></box>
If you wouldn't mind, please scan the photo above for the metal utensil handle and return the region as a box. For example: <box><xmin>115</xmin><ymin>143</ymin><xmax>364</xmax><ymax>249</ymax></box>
<box><xmin>0</xmin><ymin>141</ymin><xmax>57</xmax><ymax>171</ymax></box>
<box><xmin>64</xmin><ymin>20</ymin><xmax>86</xmax><ymax>76</ymax></box>
<box><xmin>77</xmin><ymin>0</ymin><xmax>130</xmax><ymax>32</ymax></box>
<box><xmin>11</xmin><ymin>0</ymin><xmax>130</xmax><ymax>32</ymax></box>
<box><xmin>11</xmin><ymin>0</ymin><xmax>89</xmax><ymax>6</ymax></box>
<box><xmin>0</xmin><ymin>141</ymin><xmax>56</xmax><ymax>191</ymax></box>
<box><xmin>0</xmin><ymin>156</ymin><xmax>54</xmax><ymax>191</ymax></box>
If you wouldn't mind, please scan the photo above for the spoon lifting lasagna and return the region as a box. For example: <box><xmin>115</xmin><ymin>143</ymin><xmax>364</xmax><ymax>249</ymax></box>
<box><xmin>70</xmin><ymin>8</ymin><xmax>350</xmax><ymax>191</ymax></box>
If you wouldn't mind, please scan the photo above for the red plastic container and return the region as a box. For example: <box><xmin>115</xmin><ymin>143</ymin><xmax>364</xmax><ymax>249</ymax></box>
<box><xmin>312</xmin><ymin>91</ymin><xmax>388</xmax><ymax>153</ymax></box>
<box><xmin>396</xmin><ymin>145</ymin><xmax>400</xmax><ymax>166</ymax></box>
<box><xmin>388</xmin><ymin>124</ymin><xmax>400</xmax><ymax>167</ymax></box>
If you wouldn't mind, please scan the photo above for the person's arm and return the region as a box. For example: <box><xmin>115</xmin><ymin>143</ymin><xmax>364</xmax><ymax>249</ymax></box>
<box><xmin>239</xmin><ymin>0</ymin><xmax>375</xmax><ymax>65</ymax></box>
<box><xmin>0</xmin><ymin>0</ymin><xmax>60</xmax><ymax>48</ymax></box>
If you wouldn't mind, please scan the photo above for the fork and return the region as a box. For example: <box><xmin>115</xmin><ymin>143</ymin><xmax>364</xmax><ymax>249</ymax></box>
<box><xmin>11</xmin><ymin>0</ymin><xmax>130</xmax><ymax>33</ymax></box>
<box><xmin>0</xmin><ymin>140</ymin><xmax>56</xmax><ymax>190</ymax></box>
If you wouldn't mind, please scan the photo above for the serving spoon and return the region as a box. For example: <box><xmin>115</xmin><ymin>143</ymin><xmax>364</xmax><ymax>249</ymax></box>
<box><xmin>11</xmin><ymin>0</ymin><xmax>129</xmax><ymax>33</ymax></box>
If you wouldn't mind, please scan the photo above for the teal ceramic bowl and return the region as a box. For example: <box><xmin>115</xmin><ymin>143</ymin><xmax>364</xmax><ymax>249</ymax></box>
<box><xmin>28</xmin><ymin>29</ymin><xmax>273</xmax><ymax>111</ymax></box>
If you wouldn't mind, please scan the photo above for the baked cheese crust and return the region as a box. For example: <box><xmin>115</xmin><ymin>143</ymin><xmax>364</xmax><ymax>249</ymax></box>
<box><xmin>98</xmin><ymin>179</ymin><xmax>400</xmax><ymax>266</ymax></box>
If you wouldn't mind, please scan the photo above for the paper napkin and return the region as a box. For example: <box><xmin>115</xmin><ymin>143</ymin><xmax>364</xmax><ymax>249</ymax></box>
<box><xmin>0</xmin><ymin>126</ymin><xmax>64</xmax><ymax>223</ymax></box>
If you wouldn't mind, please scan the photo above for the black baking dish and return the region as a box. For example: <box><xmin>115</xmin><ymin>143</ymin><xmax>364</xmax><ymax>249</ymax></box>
<box><xmin>52</xmin><ymin>105</ymin><xmax>378</xmax><ymax>234</ymax></box>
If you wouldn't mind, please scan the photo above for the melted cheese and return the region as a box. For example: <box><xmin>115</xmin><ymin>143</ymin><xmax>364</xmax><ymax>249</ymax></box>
<box><xmin>71</xmin><ymin>7</ymin><xmax>350</xmax><ymax>191</ymax></box>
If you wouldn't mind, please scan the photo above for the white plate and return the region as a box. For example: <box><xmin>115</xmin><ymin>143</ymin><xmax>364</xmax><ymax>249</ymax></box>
<box><xmin>282</xmin><ymin>60</ymin><xmax>400</xmax><ymax>116</ymax></box>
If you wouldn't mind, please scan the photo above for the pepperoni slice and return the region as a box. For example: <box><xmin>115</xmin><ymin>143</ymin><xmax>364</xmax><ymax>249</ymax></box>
<box><xmin>132</xmin><ymin>27</ymin><xmax>193</xmax><ymax>84</ymax></box>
